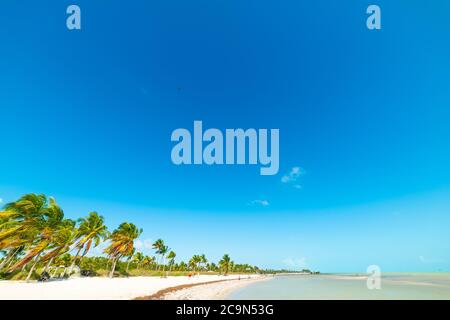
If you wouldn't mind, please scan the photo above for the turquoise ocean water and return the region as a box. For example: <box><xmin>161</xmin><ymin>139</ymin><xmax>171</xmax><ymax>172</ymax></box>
<box><xmin>228</xmin><ymin>273</ymin><xmax>450</xmax><ymax>300</ymax></box>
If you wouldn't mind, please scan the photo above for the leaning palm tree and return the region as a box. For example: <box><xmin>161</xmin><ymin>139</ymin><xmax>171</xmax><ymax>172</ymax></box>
<box><xmin>219</xmin><ymin>254</ymin><xmax>232</xmax><ymax>276</ymax></box>
<box><xmin>5</xmin><ymin>196</ymin><xmax>69</xmax><ymax>281</ymax></box>
<box><xmin>104</xmin><ymin>222</ymin><xmax>142</xmax><ymax>278</ymax></box>
<box><xmin>40</xmin><ymin>219</ymin><xmax>77</xmax><ymax>274</ymax></box>
<box><xmin>69</xmin><ymin>212</ymin><xmax>109</xmax><ymax>273</ymax></box>
<box><xmin>0</xmin><ymin>194</ymin><xmax>51</xmax><ymax>270</ymax></box>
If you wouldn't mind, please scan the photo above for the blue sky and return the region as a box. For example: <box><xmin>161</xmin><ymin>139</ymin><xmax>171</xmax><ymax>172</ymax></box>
<box><xmin>1</xmin><ymin>1</ymin><xmax>450</xmax><ymax>272</ymax></box>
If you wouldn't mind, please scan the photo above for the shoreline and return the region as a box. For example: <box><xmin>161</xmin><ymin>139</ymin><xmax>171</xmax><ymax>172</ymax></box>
<box><xmin>137</xmin><ymin>276</ymin><xmax>268</xmax><ymax>300</ymax></box>
<box><xmin>0</xmin><ymin>274</ymin><xmax>263</xmax><ymax>300</ymax></box>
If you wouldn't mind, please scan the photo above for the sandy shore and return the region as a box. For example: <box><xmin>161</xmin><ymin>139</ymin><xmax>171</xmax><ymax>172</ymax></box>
<box><xmin>150</xmin><ymin>276</ymin><xmax>267</xmax><ymax>300</ymax></box>
<box><xmin>0</xmin><ymin>274</ymin><xmax>263</xmax><ymax>300</ymax></box>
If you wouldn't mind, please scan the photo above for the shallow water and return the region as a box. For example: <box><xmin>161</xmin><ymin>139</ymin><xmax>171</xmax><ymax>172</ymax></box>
<box><xmin>227</xmin><ymin>273</ymin><xmax>450</xmax><ymax>300</ymax></box>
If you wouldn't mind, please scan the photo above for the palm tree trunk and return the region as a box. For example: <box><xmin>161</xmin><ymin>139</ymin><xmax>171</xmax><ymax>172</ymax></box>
<box><xmin>78</xmin><ymin>248</ymin><xmax>90</xmax><ymax>269</ymax></box>
<box><xmin>6</xmin><ymin>256</ymin><xmax>16</xmax><ymax>269</ymax></box>
<box><xmin>42</xmin><ymin>257</ymin><xmax>54</xmax><ymax>274</ymax></box>
<box><xmin>157</xmin><ymin>255</ymin><xmax>161</xmax><ymax>271</ymax></box>
<box><xmin>5</xmin><ymin>247</ymin><xmax>23</xmax><ymax>270</ymax></box>
<box><xmin>69</xmin><ymin>247</ymin><xmax>83</xmax><ymax>274</ymax></box>
<box><xmin>0</xmin><ymin>249</ymin><xmax>17</xmax><ymax>270</ymax></box>
<box><xmin>52</xmin><ymin>267</ymin><xmax>59</xmax><ymax>278</ymax></box>
<box><xmin>162</xmin><ymin>258</ymin><xmax>166</xmax><ymax>277</ymax></box>
<box><xmin>26</xmin><ymin>254</ymin><xmax>41</xmax><ymax>282</ymax></box>
<box><xmin>109</xmin><ymin>257</ymin><xmax>118</xmax><ymax>278</ymax></box>
<box><xmin>126</xmin><ymin>259</ymin><xmax>131</xmax><ymax>273</ymax></box>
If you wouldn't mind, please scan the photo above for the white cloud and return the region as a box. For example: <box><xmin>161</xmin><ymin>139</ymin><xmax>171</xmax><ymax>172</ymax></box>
<box><xmin>281</xmin><ymin>167</ymin><xmax>304</xmax><ymax>187</ymax></box>
<box><xmin>135</xmin><ymin>240</ymin><xmax>143</xmax><ymax>249</ymax></box>
<box><xmin>249</xmin><ymin>199</ymin><xmax>270</xmax><ymax>207</ymax></box>
<box><xmin>282</xmin><ymin>257</ymin><xmax>307</xmax><ymax>269</ymax></box>
<box><xmin>419</xmin><ymin>255</ymin><xmax>445</xmax><ymax>264</ymax></box>
<box><xmin>143</xmin><ymin>239</ymin><xmax>153</xmax><ymax>250</ymax></box>
<box><xmin>135</xmin><ymin>238</ymin><xmax>154</xmax><ymax>252</ymax></box>
<box><xmin>0</xmin><ymin>198</ymin><xmax>3</xmax><ymax>204</ymax></box>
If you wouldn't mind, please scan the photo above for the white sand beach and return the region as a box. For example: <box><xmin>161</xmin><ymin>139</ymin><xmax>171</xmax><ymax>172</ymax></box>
<box><xmin>0</xmin><ymin>275</ymin><xmax>264</xmax><ymax>300</ymax></box>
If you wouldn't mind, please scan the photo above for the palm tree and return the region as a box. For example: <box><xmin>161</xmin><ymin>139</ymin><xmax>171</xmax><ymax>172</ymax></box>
<box><xmin>160</xmin><ymin>245</ymin><xmax>169</xmax><ymax>276</ymax></box>
<box><xmin>230</xmin><ymin>261</ymin><xmax>235</xmax><ymax>273</ymax></box>
<box><xmin>141</xmin><ymin>255</ymin><xmax>155</xmax><ymax>269</ymax></box>
<box><xmin>0</xmin><ymin>194</ymin><xmax>51</xmax><ymax>271</ymax></box>
<box><xmin>189</xmin><ymin>256</ymin><xmax>197</xmax><ymax>272</ymax></box>
<box><xmin>40</xmin><ymin>219</ymin><xmax>77</xmax><ymax>274</ymax></box>
<box><xmin>104</xmin><ymin>222</ymin><xmax>142</xmax><ymax>278</ymax></box>
<box><xmin>152</xmin><ymin>239</ymin><xmax>165</xmax><ymax>270</ymax></box>
<box><xmin>219</xmin><ymin>254</ymin><xmax>232</xmax><ymax>276</ymax></box>
<box><xmin>200</xmin><ymin>254</ymin><xmax>208</xmax><ymax>271</ymax></box>
<box><xmin>178</xmin><ymin>261</ymin><xmax>187</xmax><ymax>271</ymax></box>
<box><xmin>69</xmin><ymin>212</ymin><xmax>108</xmax><ymax>273</ymax></box>
<box><xmin>132</xmin><ymin>251</ymin><xmax>145</xmax><ymax>269</ymax></box>
<box><xmin>4</xmin><ymin>195</ymin><xmax>70</xmax><ymax>281</ymax></box>
<box><xmin>167</xmin><ymin>251</ymin><xmax>176</xmax><ymax>274</ymax></box>
<box><xmin>189</xmin><ymin>255</ymin><xmax>203</xmax><ymax>276</ymax></box>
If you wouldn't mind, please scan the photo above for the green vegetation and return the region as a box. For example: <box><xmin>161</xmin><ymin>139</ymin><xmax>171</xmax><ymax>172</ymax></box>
<box><xmin>0</xmin><ymin>193</ymin><xmax>262</xmax><ymax>281</ymax></box>
<box><xmin>259</xmin><ymin>268</ymin><xmax>319</xmax><ymax>275</ymax></box>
